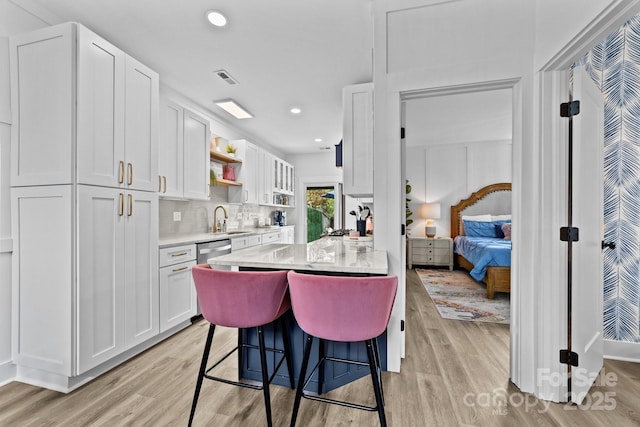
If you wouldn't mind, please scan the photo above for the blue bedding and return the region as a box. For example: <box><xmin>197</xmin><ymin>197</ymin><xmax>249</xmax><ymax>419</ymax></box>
<box><xmin>453</xmin><ymin>236</ymin><xmax>511</xmax><ymax>281</ymax></box>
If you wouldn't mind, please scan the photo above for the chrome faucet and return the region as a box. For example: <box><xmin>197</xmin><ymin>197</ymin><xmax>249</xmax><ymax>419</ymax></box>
<box><xmin>213</xmin><ymin>205</ymin><xmax>228</xmax><ymax>233</ymax></box>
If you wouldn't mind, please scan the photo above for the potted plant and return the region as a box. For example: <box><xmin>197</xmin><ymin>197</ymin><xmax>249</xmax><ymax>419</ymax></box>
<box><xmin>225</xmin><ymin>143</ymin><xmax>237</xmax><ymax>157</ymax></box>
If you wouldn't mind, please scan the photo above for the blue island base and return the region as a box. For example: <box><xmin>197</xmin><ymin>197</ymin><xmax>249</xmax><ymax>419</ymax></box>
<box><xmin>240</xmin><ymin>311</ymin><xmax>387</xmax><ymax>393</ymax></box>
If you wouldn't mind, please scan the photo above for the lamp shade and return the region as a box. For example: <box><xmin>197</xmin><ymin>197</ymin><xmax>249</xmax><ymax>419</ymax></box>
<box><xmin>420</xmin><ymin>203</ymin><xmax>441</xmax><ymax>220</ymax></box>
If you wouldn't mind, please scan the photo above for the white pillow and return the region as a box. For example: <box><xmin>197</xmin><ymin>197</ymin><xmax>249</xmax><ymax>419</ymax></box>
<box><xmin>491</xmin><ymin>214</ymin><xmax>512</xmax><ymax>221</ymax></box>
<box><xmin>461</xmin><ymin>214</ymin><xmax>492</xmax><ymax>222</ymax></box>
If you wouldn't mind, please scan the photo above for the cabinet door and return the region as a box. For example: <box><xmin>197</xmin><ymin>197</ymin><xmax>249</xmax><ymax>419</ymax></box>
<box><xmin>10</xmin><ymin>23</ymin><xmax>75</xmax><ymax>186</ymax></box>
<box><xmin>159</xmin><ymin>260</ymin><xmax>197</xmax><ymax>332</ymax></box>
<box><xmin>342</xmin><ymin>83</ymin><xmax>373</xmax><ymax>196</ymax></box>
<box><xmin>232</xmin><ymin>141</ymin><xmax>259</xmax><ymax>204</ymax></box>
<box><xmin>78</xmin><ymin>186</ymin><xmax>126</xmax><ymax>374</ymax></box>
<box><xmin>123</xmin><ymin>190</ymin><xmax>159</xmax><ymax>348</ymax></box>
<box><xmin>259</xmin><ymin>150</ymin><xmax>274</xmax><ymax>205</ymax></box>
<box><xmin>182</xmin><ymin>109</ymin><xmax>210</xmax><ymax>200</ymax></box>
<box><xmin>12</xmin><ymin>185</ymin><xmax>74</xmax><ymax>375</ymax></box>
<box><xmin>124</xmin><ymin>55</ymin><xmax>159</xmax><ymax>192</ymax></box>
<box><xmin>76</xmin><ymin>25</ymin><xmax>126</xmax><ymax>188</ymax></box>
<box><xmin>159</xmin><ymin>100</ymin><xmax>184</xmax><ymax>197</ymax></box>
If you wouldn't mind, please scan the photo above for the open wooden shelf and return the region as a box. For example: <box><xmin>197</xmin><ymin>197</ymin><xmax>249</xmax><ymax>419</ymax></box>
<box><xmin>210</xmin><ymin>150</ymin><xmax>242</xmax><ymax>164</ymax></box>
<box><xmin>212</xmin><ymin>178</ymin><xmax>241</xmax><ymax>187</ymax></box>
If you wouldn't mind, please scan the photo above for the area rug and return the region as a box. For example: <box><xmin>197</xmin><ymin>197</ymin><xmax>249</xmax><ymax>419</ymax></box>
<box><xmin>416</xmin><ymin>268</ymin><xmax>510</xmax><ymax>324</ymax></box>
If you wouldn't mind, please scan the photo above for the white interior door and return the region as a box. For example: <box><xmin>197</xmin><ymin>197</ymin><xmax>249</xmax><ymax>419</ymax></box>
<box><xmin>570</xmin><ymin>67</ymin><xmax>604</xmax><ymax>404</ymax></box>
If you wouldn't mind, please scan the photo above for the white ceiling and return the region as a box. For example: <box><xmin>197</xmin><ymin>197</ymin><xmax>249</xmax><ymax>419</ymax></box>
<box><xmin>19</xmin><ymin>0</ymin><xmax>374</xmax><ymax>154</ymax></box>
<box><xmin>404</xmin><ymin>89</ymin><xmax>513</xmax><ymax>147</ymax></box>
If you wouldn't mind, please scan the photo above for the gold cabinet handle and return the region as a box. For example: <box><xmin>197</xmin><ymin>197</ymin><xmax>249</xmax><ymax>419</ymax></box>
<box><xmin>172</xmin><ymin>266</ymin><xmax>189</xmax><ymax>273</ymax></box>
<box><xmin>119</xmin><ymin>161</ymin><xmax>125</xmax><ymax>184</ymax></box>
<box><xmin>127</xmin><ymin>194</ymin><xmax>133</xmax><ymax>216</ymax></box>
<box><xmin>119</xmin><ymin>193</ymin><xmax>124</xmax><ymax>216</ymax></box>
<box><xmin>158</xmin><ymin>176</ymin><xmax>162</xmax><ymax>192</ymax></box>
<box><xmin>163</xmin><ymin>176</ymin><xmax>167</xmax><ymax>193</ymax></box>
<box><xmin>128</xmin><ymin>163</ymin><xmax>133</xmax><ymax>186</ymax></box>
<box><xmin>170</xmin><ymin>252</ymin><xmax>188</xmax><ymax>257</ymax></box>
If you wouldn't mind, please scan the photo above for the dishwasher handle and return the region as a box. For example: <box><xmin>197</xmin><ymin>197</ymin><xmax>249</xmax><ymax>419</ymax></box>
<box><xmin>199</xmin><ymin>245</ymin><xmax>231</xmax><ymax>255</ymax></box>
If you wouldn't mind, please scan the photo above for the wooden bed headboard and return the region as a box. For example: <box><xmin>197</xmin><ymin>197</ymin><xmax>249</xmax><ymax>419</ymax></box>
<box><xmin>450</xmin><ymin>183</ymin><xmax>512</xmax><ymax>238</ymax></box>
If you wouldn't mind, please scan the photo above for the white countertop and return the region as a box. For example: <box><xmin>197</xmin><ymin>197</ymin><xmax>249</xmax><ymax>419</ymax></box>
<box><xmin>159</xmin><ymin>226</ymin><xmax>293</xmax><ymax>248</ymax></box>
<box><xmin>207</xmin><ymin>237</ymin><xmax>388</xmax><ymax>275</ymax></box>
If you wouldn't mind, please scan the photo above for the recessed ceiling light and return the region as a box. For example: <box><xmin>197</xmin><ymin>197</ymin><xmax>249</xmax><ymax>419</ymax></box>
<box><xmin>214</xmin><ymin>99</ymin><xmax>253</xmax><ymax>119</ymax></box>
<box><xmin>290</xmin><ymin>107</ymin><xmax>302</xmax><ymax>115</ymax></box>
<box><xmin>206</xmin><ymin>10</ymin><xmax>227</xmax><ymax>27</ymax></box>
<box><xmin>315</xmin><ymin>138</ymin><xmax>323</xmax><ymax>143</ymax></box>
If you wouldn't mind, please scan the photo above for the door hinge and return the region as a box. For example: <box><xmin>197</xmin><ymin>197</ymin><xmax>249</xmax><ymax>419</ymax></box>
<box><xmin>560</xmin><ymin>227</ymin><xmax>579</xmax><ymax>242</ymax></box>
<box><xmin>401</xmin><ymin>320</ymin><xmax>405</xmax><ymax>331</ymax></box>
<box><xmin>560</xmin><ymin>349</ymin><xmax>579</xmax><ymax>366</ymax></box>
<box><xmin>560</xmin><ymin>100</ymin><xmax>581</xmax><ymax>117</ymax></box>
<box><xmin>401</xmin><ymin>224</ymin><xmax>406</xmax><ymax>236</ymax></box>
<box><xmin>401</xmin><ymin>127</ymin><xmax>405</xmax><ymax>139</ymax></box>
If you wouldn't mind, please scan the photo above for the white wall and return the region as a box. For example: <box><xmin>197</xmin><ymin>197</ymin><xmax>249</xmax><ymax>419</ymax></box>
<box><xmin>406</xmin><ymin>141</ymin><xmax>512</xmax><ymax>238</ymax></box>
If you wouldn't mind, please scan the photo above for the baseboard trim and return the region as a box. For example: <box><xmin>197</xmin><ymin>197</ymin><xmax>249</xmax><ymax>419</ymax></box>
<box><xmin>0</xmin><ymin>359</ymin><xmax>17</xmax><ymax>388</ymax></box>
<box><xmin>604</xmin><ymin>339</ymin><xmax>640</xmax><ymax>363</ymax></box>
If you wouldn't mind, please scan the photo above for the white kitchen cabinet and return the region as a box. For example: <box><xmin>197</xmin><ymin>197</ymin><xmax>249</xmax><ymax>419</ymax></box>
<box><xmin>274</xmin><ymin>158</ymin><xmax>295</xmax><ymax>196</ymax></box>
<box><xmin>10</xmin><ymin>22</ymin><xmax>160</xmax><ymax>390</ymax></box>
<box><xmin>78</xmin><ymin>186</ymin><xmax>158</xmax><ymax>373</ymax></box>
<box><xmin>261</xmin><ymin>231</ymin><xmax>281</xmax><ymax>245</ymax></box>
<box><xmin>158</xmin><ymin>101</ymin><xmax>184</xmax><ymax>197</ymax></box>
<box><xmin>281</xmin><ymin>226</ymin><xmax>296</xmax><ymax>244</ymax></box>
<box><xmin>259</xmin><ymin>150</ymin><xmax>274</xmax><ymax>205</ymax></box>
<box><xmin>229</xmin><ymin>140</ymin><xmax>260</xmax><ymax>204</ymax></box>
<box><xmin>342</xmin><ymin>83</ymin><xmax>373</xmax><ymax>197</ymax></box>
<box><xmin>159</xmin><ymin>245</ymin><xmax>197</xmax><ymax>333</ymax></box>
<box><xmin>231</xmin><ymin>234</ymin><xmax>262</xmax><ymax>251</ymax></box>
<box><xmin>182</xmin><ymin>109</ymin><xmax>210</xmax><ymax>200</ymax></box>
<box><xmin>10</xmin><ymin>23</ymin><xmax>158</xmax><ymax>191</ymax></box>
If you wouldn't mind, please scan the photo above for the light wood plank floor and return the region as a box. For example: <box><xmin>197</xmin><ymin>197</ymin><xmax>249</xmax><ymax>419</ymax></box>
<box><xmin>1</xmin><ymin>269</ymin><xmax>639</xmax><ymax>426</ymax></box>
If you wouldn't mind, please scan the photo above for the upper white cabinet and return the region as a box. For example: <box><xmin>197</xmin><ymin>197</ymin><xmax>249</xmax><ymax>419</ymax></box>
<box><xmin>182</xmin><ymin>109</ymin><xmax>210</xmax><ymax>199</ymax></box>
<box><xmin>229</xmin><ymin>140</ymin><xmax>260</xmax><ymax>204</ymax></box>
<box><xmin>10</xmin><ymin>23</ymin><xmax>159</xmax><ymax>191</ymax></box>
<box><xmin>342</xmin><ymin>83</ymin><xmax>374</xmax><ymax>197</ymax></box>
<box><xmin>159</xmin><ymin>101</ymin><xmax>184</xmax><ymax>197</ymax></box>
<box><xmin>259</xmin><ymin>150</ymin><xmax>274</xmax><ymax>205</ymax></box>
<box><xmin>230</xmin><ymin>141</ymin><xmax>295</xmax><ymax>207</ymax></box>
<box><xmin>158</xmin><ymin>100</ymin><xmax>210</xmax><ymax>200</ymax></box>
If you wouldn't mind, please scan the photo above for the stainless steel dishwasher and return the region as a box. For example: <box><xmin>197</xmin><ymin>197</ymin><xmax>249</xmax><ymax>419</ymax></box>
<box><xmin>197</xmin><ymin>239</ymin><xmax>232</xmax><ymax>268</ymax></box>
<box><xmin>195</xmin><ymin>239</ymin><xmax>231</xmax><ymax>315</ymax></box>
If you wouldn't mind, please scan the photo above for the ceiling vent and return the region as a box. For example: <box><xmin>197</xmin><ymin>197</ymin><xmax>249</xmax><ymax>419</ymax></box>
<box><xmin>213</xmin><ymin>69</ymin><xmax>239</xmax><ymax>85</ymax></box>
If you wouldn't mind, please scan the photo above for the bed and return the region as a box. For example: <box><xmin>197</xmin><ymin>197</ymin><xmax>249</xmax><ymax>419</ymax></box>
<box><xmin>450</xmin><ymin>183</ymin><xmax>511</xmax><ymax>299</ymax></box>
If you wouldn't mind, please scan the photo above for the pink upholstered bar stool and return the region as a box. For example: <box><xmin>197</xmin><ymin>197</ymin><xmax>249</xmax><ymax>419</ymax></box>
<box><xmin>189</xmin><ymin>265</ymin><xmax>294</xmax><ymax>427</ymax></box>
<box><xmin>287</xmin><ymin>270</ymin><xmax>398</xmax><ymax>427</ymax></box>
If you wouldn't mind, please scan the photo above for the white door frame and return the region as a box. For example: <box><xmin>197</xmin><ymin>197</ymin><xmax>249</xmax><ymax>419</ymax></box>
<box><xmin>373</xmin><ymin>0</ymin><xmax>640</xmax><ymax>397</ymax></box>
<box><xmin>535</xmin><ymin>1</ymin><xmax>640</xmax><ymax>402</ymax></box>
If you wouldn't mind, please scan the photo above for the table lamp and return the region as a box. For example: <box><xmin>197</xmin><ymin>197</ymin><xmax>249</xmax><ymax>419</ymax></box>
<box><xmin>421</xmin><ymin>203</ymin><xmax>441</xmax><ymax>237</ymax></box>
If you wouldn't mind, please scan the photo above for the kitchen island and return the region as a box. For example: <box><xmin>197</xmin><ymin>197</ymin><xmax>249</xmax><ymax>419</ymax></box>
<box><xmin>206</xmin><ymin>236</ymin><xmax>388</xmax><ymax>393</ymax></box>
<box><xmin>208</xmin><ymin>236</ymin><xmax>387</xmax><ymax>274</ymax></box>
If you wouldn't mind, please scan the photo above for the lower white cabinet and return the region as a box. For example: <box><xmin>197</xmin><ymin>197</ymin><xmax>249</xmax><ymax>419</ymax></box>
<box><xmin>231</xmin><ymin>234</ymin><xmax>262</xmax><ymax>251</ymax></box>
<box><xmin>159</xmin><ymin>245</ymin><xmax>197</xmax><ymax>333</ymax></box>
<box><xmin>11</xmin><ymin>184</ymin><xmax>159</xmax><ymax>380</ymax></box>
<box><xmin>281</xmin><ymin>226</ymin><xmax>295</xmax><ymax>243</ymax></box>
<box><xmin>78</xmin><ymin>185</ymin><xmax>159</xmax><ymax>373</ymax></box>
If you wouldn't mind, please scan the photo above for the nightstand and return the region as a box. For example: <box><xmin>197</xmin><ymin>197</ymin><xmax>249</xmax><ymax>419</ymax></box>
<box><xmin>407</xmin><ymin>236</ymin><xmax>453</xmax><ymax>270</ymax></box>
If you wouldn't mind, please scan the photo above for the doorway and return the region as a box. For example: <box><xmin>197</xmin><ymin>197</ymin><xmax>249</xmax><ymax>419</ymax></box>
<box><xmin>306</xmin><ymin>185</ymin><xmax>336</xmax><ymax>242</ymax></box>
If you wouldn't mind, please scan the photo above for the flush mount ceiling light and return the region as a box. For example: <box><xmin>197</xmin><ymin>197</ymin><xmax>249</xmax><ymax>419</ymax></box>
<box><xmin>315</xmin><ymin>138</ymin><xmax>323</xmax><ymax>142</ymax></box>
<box><xmin>206</xmin><ymin>10</ymin><xmax>227</xmax><ymax>27</ymax></box>
<box><xmin>214</xmin><ymin>99</ymin><xmax>253</xmax><ymax>119</ymax></box>
<box><xmin>290</xmin><ymin>107</ymin><xmax>302</xmax><ymax>115</ymax></box>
